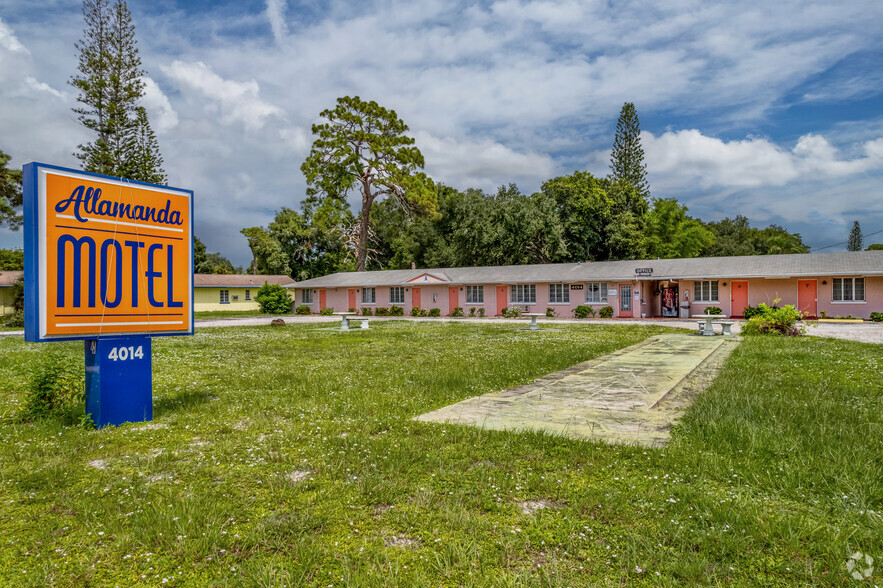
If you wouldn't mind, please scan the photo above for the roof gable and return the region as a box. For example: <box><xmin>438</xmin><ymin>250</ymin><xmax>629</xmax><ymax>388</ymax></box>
<box><xmin>404</xmin><ymin>272</ymin><xmax>450</xmax><ymax>284</ymax></box>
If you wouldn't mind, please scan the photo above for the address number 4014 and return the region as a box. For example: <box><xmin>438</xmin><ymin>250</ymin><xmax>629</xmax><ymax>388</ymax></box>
<box><xmin>108</xmin><ymin>346</ymin><xmax>145</xmax><ymax>361</ymax></box>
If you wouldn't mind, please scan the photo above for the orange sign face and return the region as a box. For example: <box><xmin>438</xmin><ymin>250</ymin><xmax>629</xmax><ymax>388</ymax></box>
<box><xmin>24</xmin><ymin>164</ymin><xmax>193</xmax><ymax>341</ymax></box>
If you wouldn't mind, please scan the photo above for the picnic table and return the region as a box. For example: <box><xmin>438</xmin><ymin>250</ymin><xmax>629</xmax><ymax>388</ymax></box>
<box><xmin>332</xmin><ymin>311</ymin><xmax>355</xmax><ymax>330</ymax></box>
<box><xmin>693</xmin><ymin>314</ymin><xmax>734</xmax><ymax>336</ymax></box>
<box><xmin>523</xmin><ymin>313</ymin><xmax>546</xmax><ymax>331</ymax></box>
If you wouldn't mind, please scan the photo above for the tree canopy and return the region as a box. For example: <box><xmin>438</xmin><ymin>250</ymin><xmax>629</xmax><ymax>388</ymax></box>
<box><xmin>847</xmin><ymin>221</ymin><xmax>863</xmax><ymax>251</ymax></box>
<box><xmin>301</xmin><ymin>96</ymin><xmax>437</xmax><ymax>271</ymax></box>
<box><xmin>609</xmin><ymin>102</ymin><xmax>649</xmax><ymax>200</ymax></box>
<box><xmin>0</xmin><ymin>150</ymin><xmax>22</xmax><ymax>230</ymax></box>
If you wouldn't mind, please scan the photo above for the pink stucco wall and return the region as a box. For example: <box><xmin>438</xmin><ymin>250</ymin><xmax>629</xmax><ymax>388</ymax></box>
<box><xmin>296</xmin><ymin>275</ymin><xmax>883</xmax><ymax>319</ymax></box>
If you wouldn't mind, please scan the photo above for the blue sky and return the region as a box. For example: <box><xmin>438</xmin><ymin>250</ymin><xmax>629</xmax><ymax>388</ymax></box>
<box><xmin>1</xmin><ymin>0</ymin><xmax>882</xmax><ymax>266</ymax></box>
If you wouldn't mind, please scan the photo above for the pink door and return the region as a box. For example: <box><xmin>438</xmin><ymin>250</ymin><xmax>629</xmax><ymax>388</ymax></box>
<box><xmin>496</xmin><ymin>286</ymin><xmax>507</xmax><ymax>316</ymax></box>
<box><xmin>731</xmin><ymin>281</ymin><xmax>748</xmax><ymax>317</ymax></box>
<box><xmin>618</xmin><ymin>284</ymin><xmax>633</xmax><ymax>318</ymax></box>
<box><xmin>449</xmin><ymin>287</ymin><xmax>458</xmax><ymax>315</ymax></box>
<box><xmin>797</xmin><ymin>280</ymin><xmax>817</xmax><ymax>318</ymax></box>
<box><xmin>412</xmin><ymin>288</ymin><xmax>421</xmax><ymax>310</ymax></box>
<box><xmin>348</xmin><ymin>289</ymin><xmax>356</xmax><ymax>311</ymax></box>
<box><xmin>319</xmin><ymin>289</ymin><xmax>327</xmax><ymax>310</ymax></box>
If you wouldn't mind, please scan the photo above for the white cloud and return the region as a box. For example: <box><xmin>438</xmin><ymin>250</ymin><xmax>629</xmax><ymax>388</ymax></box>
<box><xmin>161</xmin><ymin>61</ymin><xmax>285</xmax><ymax>130</ymax></box>
<box><xmin>0</xmin><ymin>17</ymin><xmax>28</xmax><ymax>54</ymax></box>
<box><xmin>140</xmin><ymin>77</ymin><xmax>178</xmax><ymax>133</ymax></box>
<box><xmin>266</xmin><ymin>0</ymin><xmax>288</xmax><ymax>43</ymax></box>
<box><xmin>24</xmin><ymin>76</ymin><xmax>64</xmax><ymax>99</ymax></box>
<box><xmin>643</xmin><ymin>130</ymin><xmax>883</xmax><ymax>191</ymax></box>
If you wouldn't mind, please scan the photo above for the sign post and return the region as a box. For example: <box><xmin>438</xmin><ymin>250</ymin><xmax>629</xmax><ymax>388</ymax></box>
<box><xmin>23</xmin><ymin>163</ymin><xmax>193</xmax><ymax>428</ymax></box>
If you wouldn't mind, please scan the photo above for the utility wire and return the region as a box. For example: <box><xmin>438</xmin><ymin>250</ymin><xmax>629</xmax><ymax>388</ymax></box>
<box><xmin>811</xmin><ymin>227</ymin><xmax>883</xmax><ymax>252</ymax></box>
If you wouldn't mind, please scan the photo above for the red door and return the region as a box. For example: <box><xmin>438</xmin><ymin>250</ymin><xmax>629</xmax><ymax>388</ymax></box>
<box><xmin>319</xmin><ymin>289</ymin><xmax>327</xmax><ymax>311</ymax></box>
<box><xmin>412</xmin><ymin>287</ymin><xmax>421</xmax><ymax>311</ymax></box>
<box><xmin>449</xmin><ymin>287</ymin><xmax>458</xmax><ymax>315</ymax></box>
<box><xmin>496</xmin><ymin>286</ymin><xmax>507</xmax><ymax>316</ymax></box>
<box><xmin>618</xmin><ymin>284</ymin><xmax>633</xmax><ymax>318</ymax></box>
<box><xmin>348</xmin><ymin>289</ymin><xmax>356</xmax><ymax>310</ymax></box>
<box><xmin>731</xmin><ymin>281</ymin><xmax>748</xmax><ymax>317</ymax></box>
<box><xmin>797</xmin><ymin>280</ymin><xmax>817</xmax><ymax>318</ymax></box>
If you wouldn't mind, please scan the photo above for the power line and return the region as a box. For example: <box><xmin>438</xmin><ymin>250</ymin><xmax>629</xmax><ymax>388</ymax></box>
<box><xmin>811</xmin><ymin>227</ymin><xmax>883</xmax><ymax>252</ymax></box>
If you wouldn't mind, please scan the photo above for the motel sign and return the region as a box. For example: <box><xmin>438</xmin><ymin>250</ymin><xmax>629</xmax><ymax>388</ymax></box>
<box><xmin>23</xmin><ymin>163</ymin><xmax>193</xmax><ymax>427</ymax></box>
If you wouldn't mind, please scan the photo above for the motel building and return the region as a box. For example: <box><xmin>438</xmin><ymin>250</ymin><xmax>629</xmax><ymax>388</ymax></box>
<box><xmin>194</xmin><ymin>274</ymin><xmax>293</xmax><ymax>312</ymax></box>
<box><xmin>288</xmin><ymin>251</ymin><xmax>883</xmax><ymax>320</ymax></box>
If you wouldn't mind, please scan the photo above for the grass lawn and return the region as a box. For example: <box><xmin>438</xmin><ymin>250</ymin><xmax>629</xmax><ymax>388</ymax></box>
<box><xmin>0</xmin><ymin>322</ymin><xmax>880</xmax><ymax>586</ymax></box>
<box><xmin>195</xmin><ymin>310</ymin><xmax>267</xmax><ymax>319</ymax></box>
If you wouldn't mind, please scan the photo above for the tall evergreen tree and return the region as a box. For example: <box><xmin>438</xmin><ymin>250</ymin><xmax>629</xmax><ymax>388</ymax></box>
<box><xmin>847</xmin><ymin>220</ymin><xmax>863</xmax><ymax>251</ymax></box>
<box><xmin>0</xmin><ymin>150</ymin><xmax>23</xmax><ymax>230</ymax></box>
<box><xmin>122</xmin><ymin>107</ymin><xmax>166</xmax><ymax>184</ymax></box>
<box><xmin>609</xmin><ymin>102</ymin><xmax>649</xmax><ymax>199</ymax></box>
<box><xmin>70</xmin><ymin>0</ymin><xmax>162</xmax><ymax>181</ymax></box>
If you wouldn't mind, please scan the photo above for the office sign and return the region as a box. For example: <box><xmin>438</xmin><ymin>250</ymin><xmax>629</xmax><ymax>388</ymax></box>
<box><xmin>24</xmin><ymin>163</ymin><xmax>193</xmax><ymax>342</ymax></box>
<box><xmin>635</xmin><ymin>267</ymin><xmax>653</xmax><ymax>276</ymax></box>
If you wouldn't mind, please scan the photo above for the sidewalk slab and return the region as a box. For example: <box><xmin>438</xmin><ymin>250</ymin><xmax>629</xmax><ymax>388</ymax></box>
<box><xmin>415</xmin><ymin>334</ymin><xmax>740</xmax><ymax>447</ymax></box>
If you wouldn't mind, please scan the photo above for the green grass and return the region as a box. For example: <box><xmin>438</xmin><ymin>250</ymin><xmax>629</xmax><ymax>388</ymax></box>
<box><xmin>0</xmin><ymin>323</ymin><xmax>880</xmax><ymax>586</ymax></box>
<box><xmin>195</xmin><ymin>309</ymin><xmax>267</xmax><ymax>319</ymax></box>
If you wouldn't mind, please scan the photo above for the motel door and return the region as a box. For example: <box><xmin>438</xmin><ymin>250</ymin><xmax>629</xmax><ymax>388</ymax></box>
<box><xmin>412</xmin><ymin>287</ymin><xmax>421</xmax><ymax>310</ymax></box>
<box><xmin>319</xmin><ymin>289</ymin><xmax>327</xmax><ymax>311</ymax></box>
<box><xmin>731</xmin><ymin>281</ymin><xmax>749</xmax><ymax>317</ymax></box>
<box><xmin>496</xmin><ymin>286</ymin><xmax>507</xmax><ymax>316</ymax></box>
<box><xmin>797</xmin><ymin>280</ymin><xmax>818</xmax><ymax>318</ymax></box>
<box><xmin>348</xmin><ymin>289</ymin><xmax>357</xmax><ymax>310</ymax></box>
<box><xmin>449</xmin><ymin>287</ymin><xmax>458</xmax><ymax>315</ymax></box>
<box><xmin>619</xmin><ymin>284</ymin><xmax>633</xmax><ymax>318</ymax></box>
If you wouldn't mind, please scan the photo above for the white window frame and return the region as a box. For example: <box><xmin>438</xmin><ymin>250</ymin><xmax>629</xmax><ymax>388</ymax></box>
<box><xmin>832</xmin><ymin>277</ymin><xmax>865</xmax><ymax>302</ymax></box>
<box><xmin>362</xmin><ymin>287</ymin><xmax>376</xmax><ymax>304</ymax></box>
<box><xmin>219</xmin><ymin>289</ymin><xmax>229</xmax><ymax>304</ymax></box>
<box><xmin>389</xmin><ymin>286</ymin><xmax>405</xmax><ymax>305</ymax></box>
<box><xmin>549</xmin><ymin>283</ymin><xmax>570</xmax><ymax>304</ymax></box>
<box><xmin>510</xmin><ymin>284</ymin><xmax>536</xmax><ymax>304</ymax></box>
<box><xmin>302</xmin><ymin>289</ymin><xmax>313</xmax><ymax>304</ymax></box>
<box><xmin>693</xmin><ymin>280</ymin><xmax>719</xmax><ymax>303</ymax></box>
<box><xmin>585</xmin><ymin>282</ymin><xmax>607</xmax><ymax>304</ymax></box>
<box><xmin>466</xmin><ymin>285</ymin><xmax>484</xmax><ymax>304</ymax></box>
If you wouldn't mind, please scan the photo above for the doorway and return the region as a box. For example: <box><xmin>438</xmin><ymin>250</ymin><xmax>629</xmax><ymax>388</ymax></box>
<box><xmin>496</xmin><ymin>286</ymin><xmax>508</xmax><ymax>316</ymax></box>
<box><xmin>412</xmin><ymin>287</ymin><xmax>421</xmax><ymax>310</ymax></box>
<box><xmin>319</xmin><ymin>289</ymin><xmax>326</xmax><ymax>311</ymax></box>
<box><xmin>348</xmin><ymin>289</ymin><xmax>356</xmax><ymax>310</ymax></box>
<box><xmin>619</xmin><ymin>284</ymin><xmax>633</xmax><ymax>318</ymax></box>
<box><xmin>449</xmin><ymin>287</ymin><xmax>458</xmax><ymax>315</ymax></box>
<box><xmin>797</xmin><ymin>280</ymin><xmax>818</xmax><ymax>318</ymax></box>
<box><xmin>731</xmin><ymin>281</ymin><xmax>748</xmax><ymax>317</ymax></box>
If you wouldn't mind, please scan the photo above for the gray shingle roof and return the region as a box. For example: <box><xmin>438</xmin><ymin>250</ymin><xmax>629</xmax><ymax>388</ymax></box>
<box><xmin>0</xmin><ymin>270</ymin><xmax>23</xmax><ymax>287</ymax></box>
<box><xmin>287</xmin><ymin>251</ymin><xmax>883</xmax><ymax>288</ymax></box>
<box><xmin>194</xmin><ymin>274</ymin><xmax>293</xmax><ymax>288</ymax></box>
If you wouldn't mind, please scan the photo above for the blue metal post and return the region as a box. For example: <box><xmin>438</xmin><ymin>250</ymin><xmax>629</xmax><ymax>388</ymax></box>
<box><xmin>85</xmin><ymin>335</ymin><xmax>153</xmax><ymax>427</ymax></box>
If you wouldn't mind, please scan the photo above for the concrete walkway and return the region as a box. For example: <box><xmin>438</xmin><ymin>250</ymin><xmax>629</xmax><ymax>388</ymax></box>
<box><xmin>416</xmin><ymin>333</ymin><xmax>741</xmax><ymax>447</ymax></box>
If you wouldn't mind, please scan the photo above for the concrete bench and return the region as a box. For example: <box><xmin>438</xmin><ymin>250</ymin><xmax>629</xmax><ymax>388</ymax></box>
<box><xmin>719</xmin><ymin>321</ymin><xmax>734</xmax><ymax>335</ymax></box>
<box><xmin>356</xmin><ymin>317</ymin><xmax>370</xmax><ymax>329</ymax></box>
<box><xmin>696</xmin><ymin>319</ymin><xmax>734</xmax><ymax>336</ymax></box>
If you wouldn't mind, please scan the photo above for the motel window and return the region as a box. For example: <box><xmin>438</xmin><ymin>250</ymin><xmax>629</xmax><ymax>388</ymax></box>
<box><xmin>362</xmin><ymin>287</ymin><xmax>376</xmax><ymax>304</ymax></box>
<box><xmin>245</xmin><ymin>289</ymin><xmax>251</xmax><ymax>301</ymax></box>
<box><xmin>219</xmin><ymin>289</ymin><xmax>229</xmax><ymax>304</ymax></box>
<box><xmin>586</xmin><ymin>282</ymin><xmax>608</xmax><ymax>304</ymax></box>
<box><xmin>466</xmin><ymin>285</ymin><xmax>484</xmax><ymax>304</ymax></box>
<box><xmin>549</xmin><ymin>283</ymin><xmax>570</xmax><ymax>304</ymax></box>
<box><xmin>510</xmin><ymin>284</ymin><xmax>536</xmax><ymax>304</ymax></box>
<box><xmin>694</xmin><ymin>280</ymin><xmax>719</xmax><ymax>302</ymax></box>
<box><xmin>833</xmin><ymin>277</ymin><xmax>865</xmax><ymax>302</ymax></box>
<box><xmin>389</xmin><ymin>286</ymin><xmax>405</xmax><ymax>304</ymax></box>
<box><xmin>302</xmin><ymin>289</ymin><xmax>313</xmax><ymax>304</ymax></box>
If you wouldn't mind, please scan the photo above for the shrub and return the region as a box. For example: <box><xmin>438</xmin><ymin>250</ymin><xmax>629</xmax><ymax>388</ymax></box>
<box><xmin>375</xmin><ymin>307</ymin><xmax>389</xmax><ymax>316</ymax></box>
<box><xmin>451</xmin><ymin>307</ymin><xmax>464</xmax><ymax>317</ymax></box>
<box><xmin>598</xmin><ymin>306</ymin><xmax>614</xmax><ymax>318</ymax></box>
<box><xmin>255</xmin><ymin>283</ymin><xmax>292</xmax><ymax>314</ymax></box>
<box><xmin>545</xmin><ymin>307</ymin><xmax>556</xmax><ymax>318</ymax></box>
<box><xmin>478</xmin><ymin>308</ymin><xmax>485</xmax><ymax>317</ymax></box>
<box><xmin>389</xmin><ymin>305</ymin><xmax>404</xmax><ymax>316</ymax></box>
<box><xmin>410</xmin><ymin>306</ymin><xmax>421</xmax><ymax>317</ymax></box>
<box><xmin>360</xmin><ymin>307</ymin><xmax>372</xmax><ymax>316</ymax></box>
<box><xmin>469</xmin><ymin>307</ymin><xmax>476</xmax><ymax>317</ymax></box>
<box><xmin>573</xmin><ymin>305</ymin><xmax>591</xmax><ymax>319</ymax></box>
<box><xmin>294</xmin><ymin>304</ymin><xmax>311</xmax><ymax>315</ymax></box>
<box><xmin>742</xmin><ymin>305</ymin><xmax>764</xmax><ymax>319</ymax></box>
<box><xmin>740</xmin><ymin>301</ymin><xmax>805</xmax><ymax>336</ymax></box>
<box><xmin>348</xmin><ymin>307</ymin><xmax>356</xmax><ymax>314</ymax></box>
<box><xmin>21</xmin><ymin>354</ymin><xmax>85</xmax><ymax>421</ymax></box>
<box><xmin>705</xmin><ymin>306</ymin><xmax>722</xmax><ymax>315</ymax></box>
<box><xmin>319</xmin><ymin>307</ymin><xmax>334</xmax><ymax>316</ymax></box>
<box><xmin>428</xmin><ymin>308</ymin><xmax>441</xmax><ymax>317</ymax></box>
<box><xmin>502</xmin><ymin>306</ymin><xmax>521</xmax><ymax>318</ymax></box>
<box><xmin>3</xmin><ymin>310</ymin><xmax>24</xmax><ymax>328</ymax></box>
<box><xmin>871</xmin><ymin>312</ymin><xmax>883</xmax><ymax>322</ymax></box>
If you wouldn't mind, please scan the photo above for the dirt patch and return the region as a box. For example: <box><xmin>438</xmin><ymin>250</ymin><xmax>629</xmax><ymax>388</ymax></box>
<box><xmin>288</xmin><ymin>470</ymin><xmax>311</xmax><ymax>483</ymax></box>
<box><xmin>384</xmin><ymin>535</ymin><xmax>421</xmax><ymax>548</ymax></box>
<box><xmin>88</xmin><ymin>459</ymin><xmax>107</xmax><ymax>469</ymax></box>
<box><xmin>516</xmin><ymin>499</ymin><xmax>560</xmax><ymax>515</ymax></box>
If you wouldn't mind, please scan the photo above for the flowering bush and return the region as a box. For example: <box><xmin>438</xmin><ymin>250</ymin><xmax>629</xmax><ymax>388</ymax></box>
<box><xmin>573</xmin><ymin>305</ymin><xmax>593</xmax><ymax>319</ymax></box>
<box><xmin>598</xmin><ymin>306</ymin><xmax>614</xmax><ymax>319</ymax></box>
<box><xmin>740</xmin><ymin>300</ymin><xmax>805</xmax><ymax>336</ymax></box>
<box><xmin>319</xmin><ymin>307</ymin><xmax>334</xmax><ymax>316</ymax></box>
<box><xmin>546</xmin><ymin>307</ymin><xmax>556</xmax><ymax>318</ymax></box>
<box><xmin>361</xmin><ymin>307</ymin><xmax>373</xmax><ymax>316</ymax></box>
<box><xmin>428</xmin><ymin>308</ymin><xmax>441</xmax><ymax>317</ymax></box>
<box><xmin>410</xmin><ymin>306</ymin><xmax>421</xmax><ymax>317</ymax></box>
<box><xmin>450</xmin><ymin>307</ymin><xmax>464</xmax><ymax>317</ymax></box>
<box><xmin>375</xmin><ymin>307</ymin><xmax>389</xmax><ymax>316</ymax></box>
<box><xmin>389</xmin><ymin>305</ymin><xmax>404</xmax><ymax>316</ymax></box>
<box><xmin>295</xmin><ymin>304</ymin><xmax>311</xmax><ymax>315</ymax></box>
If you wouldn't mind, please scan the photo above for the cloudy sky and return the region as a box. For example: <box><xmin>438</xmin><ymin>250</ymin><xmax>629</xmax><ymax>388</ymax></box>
<box><xmin>1</xmin><ymin>0</ymin><xmax>882</xmax><ymax>266</ymax></box>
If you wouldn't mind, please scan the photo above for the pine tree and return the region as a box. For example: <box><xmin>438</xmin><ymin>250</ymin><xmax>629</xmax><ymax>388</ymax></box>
<box><xmin>70</xmin><ymin>0</ymin><xmax>162</xmax><ymax>181</ymax></box>
<box><xmin>609</xmin><ymin>102</ymin><xmax>649</xmax><ymax>199</ymax></box>
<box><xmin>847</xmin><ymin>220</ymin><xmax>863</xmax><ymax>251</ymax></box>
<box><xmin>122</xmin><ymin>107</ymin><xmax>166</xmax><ymax>184</ymax></box>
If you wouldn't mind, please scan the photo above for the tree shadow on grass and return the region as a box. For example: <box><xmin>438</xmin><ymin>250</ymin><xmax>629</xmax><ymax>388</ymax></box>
<box><xmin>154</xmin><ymin>389</ymin><xmax>216</xmax><ymax>417</ymax></box>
